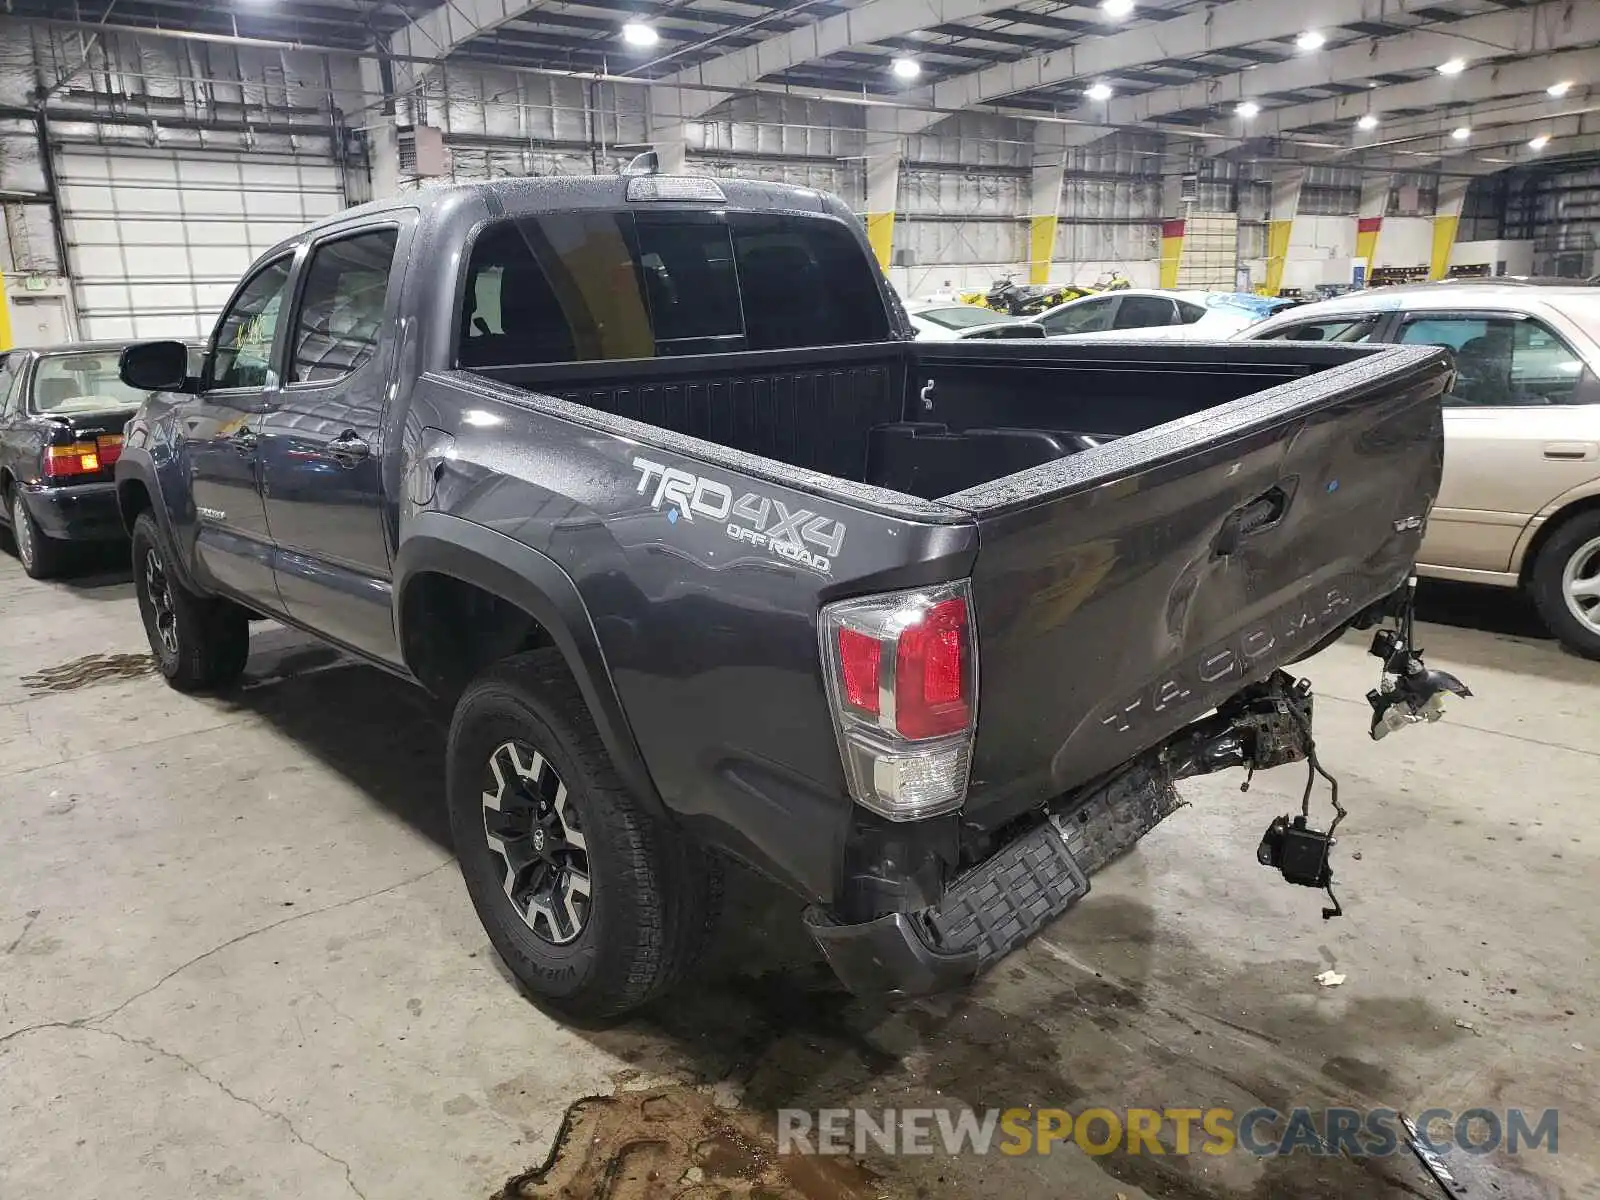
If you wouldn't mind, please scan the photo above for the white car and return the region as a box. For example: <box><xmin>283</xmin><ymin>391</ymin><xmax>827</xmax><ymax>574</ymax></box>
<box><xmin>1241</xmin><ymin>283</ymin><xmax>1600</xmax><ymax>657</ymax></box>
<box><xmin>1033</xmin><ymin>290</ymin><xmax>1293</xmax><ymax>340</ymax></box>
<box><xmin>905</xmin><ymin>302</ymin><xmax>1041</xmax><ymax>341</ymax></box>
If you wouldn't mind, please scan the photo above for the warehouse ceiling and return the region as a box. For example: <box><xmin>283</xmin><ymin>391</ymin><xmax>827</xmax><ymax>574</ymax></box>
<box><xmin>9</xmin><ymin>0</ymin><xmax>1598</xmax><ymax>166</ymax></box>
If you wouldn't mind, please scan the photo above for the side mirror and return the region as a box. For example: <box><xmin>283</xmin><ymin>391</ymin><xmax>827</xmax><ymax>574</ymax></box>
<box><xmin>120</xmin><ymin>341</ymin><xmax>192</xmax><ymax>393</ymax></box>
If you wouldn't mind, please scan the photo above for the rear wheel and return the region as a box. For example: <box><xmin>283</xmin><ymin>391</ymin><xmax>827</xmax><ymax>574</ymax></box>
<box><xmin>1530</xmin><ymin>510</ymin><xmax>1600</xmax><ymax>660</ymax></box>
<box><xmin>10</xmin><ymin>492</ymin><xmax>61</xmax><ymax>580</ymax></box>
<box><xmin>447</xmin><ymin>649</ymin><xmax>721</xmax><ymax>1022</ymax></box>
<box><xmin>131</xmin><ymin>512</ymin><xmax>251</xmax><ymax>690</ymax></box>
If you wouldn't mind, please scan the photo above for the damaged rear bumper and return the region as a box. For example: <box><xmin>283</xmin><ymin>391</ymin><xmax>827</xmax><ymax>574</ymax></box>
<box><xmin>805</xmin><ymin>766</ymin><xmax>1185</xmax><ymax>996</ymax></box>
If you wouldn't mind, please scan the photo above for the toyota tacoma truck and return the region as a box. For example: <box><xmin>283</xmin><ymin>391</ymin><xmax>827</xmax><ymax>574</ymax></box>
<box><xmin>114</xmin><ymin>172</ymin><xmax>1462</xmax><ymax>1020</ymax></box>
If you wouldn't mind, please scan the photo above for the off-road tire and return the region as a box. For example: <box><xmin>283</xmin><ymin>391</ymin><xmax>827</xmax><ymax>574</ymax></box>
<box><xmin>1529</xmin><ymin>509</ymin><xmax>1600</xmax><ymax>661</ymax></box>
<box><xmin>447</xmin><ymin>649</ymin><xmax>722</xmax><ymax>1023</ymax></box>
<box><xmin>131</xmin><ymin>512</ymin><xmax>251</xmax><ymax>691</ymax></box>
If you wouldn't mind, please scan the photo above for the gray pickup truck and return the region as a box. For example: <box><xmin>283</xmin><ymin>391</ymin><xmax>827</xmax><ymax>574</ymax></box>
<box><xmin>114</xmin><ymin>172</ymin><xmax>1461</xmax><ymax>1020</ymax></box>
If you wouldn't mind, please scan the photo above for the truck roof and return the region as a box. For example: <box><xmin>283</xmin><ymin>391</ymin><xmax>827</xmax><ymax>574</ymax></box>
<box><xmin>294</xmin><ymin>174</ymin><xmax>846</xmax><ymax>243</ymax></box>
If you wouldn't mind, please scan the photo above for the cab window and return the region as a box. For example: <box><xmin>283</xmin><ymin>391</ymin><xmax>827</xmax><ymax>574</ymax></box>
<box><xmin>208</xmin><ymin>256</ymin><xmax>294</xmax><ymax>390</ymax></box>
<box><xmin>290</xmin><ymin>228</ymin><xmax>400</xmax><ymax>384</ymax></box>
<box><xmin>458</xmin><ymin>210</ymin><xmax>889</xmax><ymax>365</ymax></box>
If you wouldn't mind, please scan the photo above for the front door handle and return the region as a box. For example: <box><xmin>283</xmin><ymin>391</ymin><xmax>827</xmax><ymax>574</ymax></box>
<box><xmin>326</xmin><ymin>430</ymin><xmax>371</xmax><ymax>467</ymax></box>
<box><xmin>231</xmin><ymin>427</ymin><xmax>257</xmax><ymax>454</ymax></box>
<box><xmin>1543</xmin><ymin>441</ymin><xmax>1598</xmax><ymax>462</ymax></box>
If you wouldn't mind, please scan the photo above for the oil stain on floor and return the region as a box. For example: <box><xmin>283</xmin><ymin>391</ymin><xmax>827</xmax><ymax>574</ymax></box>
<box><xmin>495</xmin><ymin>1085</ymin><xmax>884</xmax><ymax>1199</ymax></box>
<box><xmin>20</xmin><ymin>652</ymin><xmax>155</xmax><ymax>694</ymax></box>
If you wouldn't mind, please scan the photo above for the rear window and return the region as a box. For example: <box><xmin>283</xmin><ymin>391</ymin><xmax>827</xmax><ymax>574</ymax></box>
<box><xmin>1257</xmin><ymin>315</ymin><xmax>1381</xmax><ymax>344</ymax></box>
<box><xmin>728</xmin><ymin>212</ymin><xmax>889</xmax><ymax>350</ymax></box>
<box><xmin>31</xmin><ymin>353</ymin><xmax>150</xmax><ymax>413</ymax></box>
<box><xmin>458</xmin><ymin>210</ymin><xmax>888</xmax><ymax>367</ymax></box>
<box><xmin>915</xmin><ymin>306</ymin><xmax>1009</xmax><ymax>330</ymax></box>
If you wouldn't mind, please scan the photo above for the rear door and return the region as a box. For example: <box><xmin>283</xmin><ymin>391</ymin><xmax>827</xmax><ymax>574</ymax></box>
<box><xmin>258</xmin><ymin>220</ymin><xmax>409</xmax><ymax>662</ymax></box>
<box><xmin>1394</xmin><ymin>310</ymin><xmax>1600</xmax><ymax>573</ymax></box>
<box><xmin>184</xmin><ymin>253</ymin><xmax>296</xmax><ymax>607</ymax></box>
<box><xmin>935</xmin><ymin>343</ymin><xmax>1451</xmax><ymax>826</ymax></box>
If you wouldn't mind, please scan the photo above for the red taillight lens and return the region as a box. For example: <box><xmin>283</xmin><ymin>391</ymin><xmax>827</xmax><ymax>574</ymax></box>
<box><xmin>97</xmin><ymin>434</ymin><xmax>124</xmax><ymax>466</ymax></box>
<box><xmin>894</xmin><ymin>596</ymin><xmax>970</xmax><ymax>738</ymax></box>
<box><xmin>43</xmin><ymin>443</ymin><xmax>102</xmax><ymax>478</ymax></box>
<box><xmin>821</xmin><ymin>581</ymin><xmax>977</xmax><ymax>821</ymax></box>
<box><xmin>838</xmin><ymin>627</ymin><xmax>881</xmax><ymax>715</ymax></box>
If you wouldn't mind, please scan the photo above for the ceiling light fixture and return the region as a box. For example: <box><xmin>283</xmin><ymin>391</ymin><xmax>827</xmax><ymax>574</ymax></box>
<box><xmin>1296</xmin><ymin>30</ymin><xmax>1326</xmax><ymax>52</ymax></box>
<box><xmin>1548</xmin><ymin>80</ymin><xmax>1573</xmax><ymax>97</ymax></box>
<box><xmin>1357</xmin><ymin>113</ymin><xmax>1379</xmax><ymax>130</ymax></box>
<box><xmin>1236</xmin><ymin>100</ymin><xmax>1261</xmax><ymax>118</ymax></box>
<box><xmin>621</xmin><ymin>21</ymin><xmax>659</xmax><ymax>48</ymax></box>
<box><xmin>1101</xmin><ymin>0</ymin><xmax>1135</xmax><ymax>19</ymax></box>
<box><xmin>891</xmin><ymin>56</ymin><xmax>921</xmax><ymax>80</ymax></box>
<box><xmin>1451</xmin><ymin>126</ymin><xmax>1471</xmax><ymax>141</ymax></box>
<box><xmin>1438</xmin><ymin>57</ymin><xmax>1467</xmax><ymax>76</ymax></box>
<box><xmin>1086</xmin><ymin>81</ymin><xmax>1113</xmax><ymax>101</ymax></box>
<box><xmin>1529</xmin><ymin>134</ymin><xmax>1551</xmax><ymax>150</ymax></box>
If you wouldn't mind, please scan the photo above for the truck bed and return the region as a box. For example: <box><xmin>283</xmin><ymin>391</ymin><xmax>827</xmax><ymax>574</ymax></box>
<box><xmin>468</xmin><ymin>339</ymin><xmax>1398</xmax><ymax>502</ymax></box>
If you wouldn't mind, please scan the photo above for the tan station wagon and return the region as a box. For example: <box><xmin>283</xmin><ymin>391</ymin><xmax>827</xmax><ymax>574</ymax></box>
<box><xmin>1246</xmin><ymin>282</ymin><xmax>1600</xmax><ymax>659</ymax></box>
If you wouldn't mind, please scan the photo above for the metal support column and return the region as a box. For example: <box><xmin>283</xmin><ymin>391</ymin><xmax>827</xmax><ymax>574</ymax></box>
<box><xmin>1430</xmin><ymin>177</ymin><xmax>1470</xmax><ymax>280</ymax></box>
<box><xmin>1264</xmin><ymin>168</ymin><xmax>1305</xmax><ymax>297</ymax></box>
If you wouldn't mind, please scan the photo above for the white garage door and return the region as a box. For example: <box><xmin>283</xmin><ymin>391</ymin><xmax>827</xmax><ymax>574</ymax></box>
<box><xmin>55</xmin><ymin>145</ymin><xmax>346</xmax><ymax>341</ymax></box>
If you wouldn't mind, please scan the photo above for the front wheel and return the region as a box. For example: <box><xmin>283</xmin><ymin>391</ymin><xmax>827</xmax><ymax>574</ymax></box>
<box><xmin>1530</xmin><ymin>510</ymin><xmax>1600</xmax><ymax>660</ymax></box>
<box><xmin>131</xmin><ymin>512</ymin><xmax>251</xmax><ymax>690</ymax></box>
<box><xmin>447</xmin><ymin>649</ymin><xmax>721</xmax><ymax>1022</ymax></box>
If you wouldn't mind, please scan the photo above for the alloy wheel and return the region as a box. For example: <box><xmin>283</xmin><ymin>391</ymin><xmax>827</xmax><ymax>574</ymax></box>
<box><xmin>12</xmin><ymin>496</ymin><xmax>33</xmax><ymax>571</ymax></box>
<box><xmin>143</xmin><ymin>546</ymin><xmax>180</xmax><ymax>657</ymax></box>
<box><xmin>1562</xmin><ymin>535</ymin><xmax>1600</xmax><ymax>636</ymax></box>
<box><xmin>481</xmin><ymin>740</ymin><xmax>591</xmax><ymax>945</ymax></box>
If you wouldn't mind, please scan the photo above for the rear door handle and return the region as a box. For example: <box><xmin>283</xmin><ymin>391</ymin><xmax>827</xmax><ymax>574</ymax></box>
<box><xmin>326</xmin><ymin>430</ymin><xmax>371</xmax><ymax>466</ymax></box>
<box><xmin>1543</xmin><ymin>442</ymin><xmax>1598</xmax><ymax>461</ymax></box>
<box><xmin>231</xmin><ymin>427</ymin><xmax>257</xmax><ymax>454</ymax></box>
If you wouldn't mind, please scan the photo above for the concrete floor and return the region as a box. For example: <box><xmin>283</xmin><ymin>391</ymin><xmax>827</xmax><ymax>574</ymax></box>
<box><xmin>1</xmin><ymin>545</ymin><xmax>1596</xmax><ymax>1200</ymax></box>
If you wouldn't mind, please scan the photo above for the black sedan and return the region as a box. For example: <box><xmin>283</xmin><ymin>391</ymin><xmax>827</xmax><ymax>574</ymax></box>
<box><xmin>0</xmin><ymin>342</ymin><xmax>150</xmax><ymax>578</ymax></box>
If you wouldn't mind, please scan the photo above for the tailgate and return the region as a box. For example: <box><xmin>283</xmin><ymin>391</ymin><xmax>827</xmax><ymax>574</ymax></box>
<box><xmin>946</xmin><ymin>345</ymin><xmax>1450</xmax><ymax>825</ymax></box>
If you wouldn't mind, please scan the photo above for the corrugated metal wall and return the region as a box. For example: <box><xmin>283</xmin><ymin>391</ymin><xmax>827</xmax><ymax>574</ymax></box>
<box><xmin>1</xmin><ymin>24</ymin><xmax>355</xmax><ymax>335</ymax></box>
<box><xmin>1058</xmin><ymin>132</ymin><xmax>1163</xmax><ymax>265</ymax></box>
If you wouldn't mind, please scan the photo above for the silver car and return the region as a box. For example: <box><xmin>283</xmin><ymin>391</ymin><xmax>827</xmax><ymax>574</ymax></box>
<box><xmin>1246</xmin><ymin>282</ymin><xmax>1600</xmax><ymax>659</ymax></box>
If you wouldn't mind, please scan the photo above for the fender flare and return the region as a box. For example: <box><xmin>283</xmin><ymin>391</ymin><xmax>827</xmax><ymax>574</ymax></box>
<box><xmin>392</xmin><ymin>511</ymin><xmax>666</xmax><ymax>818</ymax></box>
<box><xmin>114</xmin><ymin>448</ymin><xmax>204</xmax><ymax>595</ymax></box>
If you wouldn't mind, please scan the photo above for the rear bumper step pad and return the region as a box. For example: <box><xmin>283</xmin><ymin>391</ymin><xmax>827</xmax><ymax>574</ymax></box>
<box><xmin>806</xmin><ymin>769</ymin><xmax>1183</xmax><ymax>995</ymax></box>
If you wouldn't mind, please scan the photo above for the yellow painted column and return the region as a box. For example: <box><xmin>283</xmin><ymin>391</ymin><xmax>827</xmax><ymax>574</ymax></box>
<box><xmin>1429</xmin><ymin>177</ymin><xmax>1470</xmax><ymax>281</ymax></box>
<box><xmin>1028</xmin><ymin>129</ymin><xmax>1067</xmax><ymax>286</ymax></box>
<box><xmin>0</xmin><ymin>272</ymin><xmax>13</xmax><ymax>351</ymax></box>
<box><xmin>1028</xmin><ymin>215</ymin><xmax>1059</xmax><ymax>285</ymax></box>
<box><xmin>1354</xmin><ymin>217</ymin><xmax>1383</xmax><ymax>266</ymax></box>
<box><xmin>1264</xmin><ymin>220</ymin><xmax>1293</xmax><ymax>296</ymax></box>
<box><xmin>866</xmin><ymin>213</ymin><xmax>895</xmax><ymax>273</ymax></box>
<box><xmin>864</xmin><ymin>112</ymin><xmax>903</xmax><ymax>277</ymax></box>
<box><xmin>1262</xmin><ymin>169</ymin><xmax>1304</xmax><ymax>297</ymax></box>
<box><xmin>1354</xmin><ymin>174</ymin><xmax>1390</xmax><ymax>285</ymax></box>
<box><xmin>1159</xmin><ymin>219</ymin><xmax>1185</xmax><ymax>289</ymax></box>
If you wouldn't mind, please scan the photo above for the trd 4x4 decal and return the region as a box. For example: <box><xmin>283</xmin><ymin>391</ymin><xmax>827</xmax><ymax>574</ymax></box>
<box><xmin>632</xmin><ymin>457</ymin><xmax>847</xmax><ymax>576</ymax></box>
